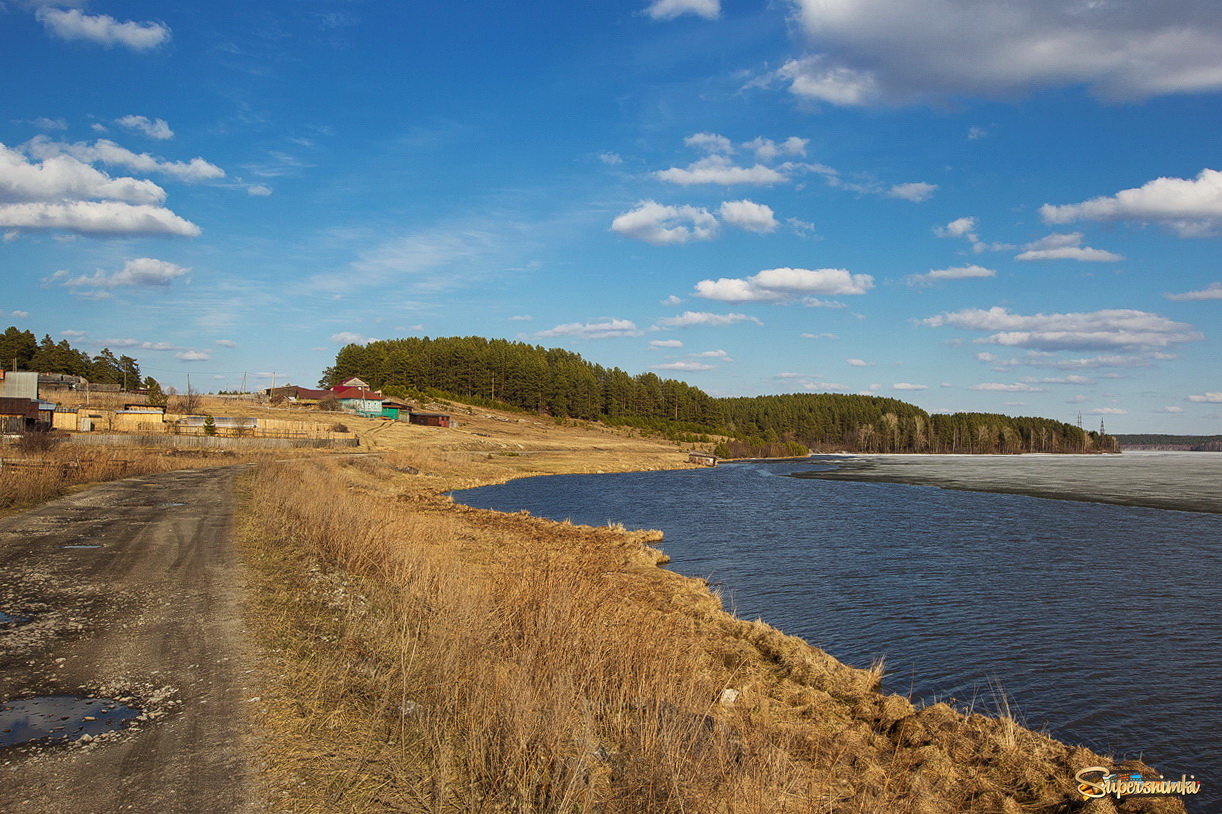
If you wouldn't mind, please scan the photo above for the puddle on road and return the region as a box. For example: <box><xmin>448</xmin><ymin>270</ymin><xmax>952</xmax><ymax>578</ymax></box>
<box><xmin>0</xmin><ymin>611</ymin><xmax>31</xmax><ymax>627</ymax></box>
<box><xmin>156</xmin><ymin>502</ymin><xmax>187</xmax><ymax>508</ymax></box>
<box><xmin>0</xmin><ymin>696</ymin><xmax>140</xmax><ymax>747</ymax></box>
<box><xmin>60</xmin><ymin>544</ymin><xmax>101</xmax><ymax>549</ymax></box>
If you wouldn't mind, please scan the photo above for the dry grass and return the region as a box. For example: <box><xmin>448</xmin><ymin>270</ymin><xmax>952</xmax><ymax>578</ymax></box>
<box><xmin>239</xmin><ymin>453</ymin><xmax>1184</xmax><ymax>814</ymax></box>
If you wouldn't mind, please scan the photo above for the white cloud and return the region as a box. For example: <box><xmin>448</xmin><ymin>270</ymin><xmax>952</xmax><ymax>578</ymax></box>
<box><xmin>60</xmin><ymin>257</ymin><xmax>189</xmax><ymax>290</ymax></box>
<box><xmin>37</xmin><ymin>8</ymin><xmax>170</xmax><ymax>51</ymax></box>
<box><xmin>598</xmin><ymin>152</ymin><xmax>623</xmax><ymax>165</ymax></box>
<box><xmin>508</xmin><ymin>314</ymin><xmax>534</xmax><ymax>321</ymax></box>
<box><xmin>934</xmin><ymin>216</ymin><xmax>1011</xmax><ymax>254</ymax></box>
<box><xmin>536</xmin><ymin>318</ymin><xmax>641</xmax><ymax>340</ymax></box>
<box><xmin>650</xmin><ymin>361</ymin><xmax>716</xmax><ymax>371</ymax></box>
<box><xmin>215</xmin><ymin>339</ymin><xmax>237</xmax><ymax>347</ymax></box>
<box><xmin>25</xmin><ymin>136</ymin><xmax>225</xmax><ymax>182</ymax></box>
<box><xmin>1165</xmin><ymin>281</ymin><xmax>1222</xmax><ymax>301</ymax></box>
<box><xmin>922</xmin><ymin>306</ymin><xmax>1201</xmax><ymax>351</ymax></box>
<box><xmin>644</xmin><ymin>0</ymin><xmax>720</xmax><ymax>21</ymax></box>
<box><xmin>802</xmin><ymin>332</ymin><xmax>837</xmax><ymax>339</ymax></box>
<box><xmin>30</xmin><ymin>117</ymin><xmax>67</xmax><ymax>131</ymax></box>
<box><xmin>0</xmin><ymin>201</ymin><xmax>199</xmax><ymax>237</ymax></box>
<box><xmin>611</xmin><ymin>200</ymin><xmax>716</xmax><ymax>245</ymax></box>
<box><xmin>175</xmin><ymin>349</ymin><xmax>211</xmax><ymax>362</ymax></box>
<box><xmin>893</xmin><ymin>382</ymin><xmax>927</xmax><ymax>391</ymax></box>
<box><xmin>695</xmin><ymin>266</ymin><xmax>874</xmax><ymax>302</ymax></box>
<box><xmin>907</xmin><ymin>264</ymin><xmax>996</xmax><ymax>285</ymax></box>
<box><xmin>887</xmin><ymin>182</ymin><xmax>937</xmax><ymax>202</ymax></box>
<box><xmin>1041</xmin><ymin>169</ymin><xmax>1222</xmax><ymax>237</ymax></box>
<box><xmin>718</xmin><ymin>199</ymin><xmax>777</xmax><ymax>233</ymax></box>
<box><xmin>691</xmin><ymin>349</ymin><xmax>732</xmax><ymax>361</ymax></box>
<box><xmin>661</xmin><ymin>295</ymin><xmax>682</xmax><ymax>306</ymax></box>
<box><xmin>743</xmin><ymin>136</ymin><xmax>807</xmax><ymax>162</ymax></box>
<box><xmin>685</xmin><ymin>132</ymin><xmax>734</xmax><ymax>154</ymax></box>
<box><xmin>1020</xmin><ymin>375</ymin><xmax>1093</xmax><ymax>385</ymax></box>
<box><xmin>653</xmin><ymin>311</ymin><xmax>763</xmax><ymax>329</ymax></box>
<box><xmin>778</xmin><ymin>0</ymin><xmax>1222</xmax><ymax>105</ymax></box>
<box><xmin>246</xmin><ymin>184</ymin><xmax>272</xmax><ymax>196</ymax></box>
<box><xmin>846</xmin><ymin>358</ymin><xmax>870</xmax><ymax>367</ymax></box>
<box><xmin>1</xmin><ymin>142</ymin><xmax>164</xmax><ymax>204</ymax></box>
<box><xmin>650</xmin><ymin>339</ymin><xmax>684</xmax><ymax>348</ymax></box>
<box><xmin>656</xmin><ymin>155</ymin><xmax>788</xmax><ymax>186</ymax></box>
<box><xmin>1016</xmin><ymin>232</ymin><xmax>1124</xmax><ymax>262</ymax></box>
<box><xmin>331</xmin><ymin>332</ymin><xmax>377</xmax><ymax>345</ymax></box>
<box><xmin>1187</xmin><ymin>392</ymin><xmax>1222</xmax><ymax>403</ymax></box>
<box><xmin>1087</xmin><ymin>408</ymin><xmax>1127</xmax><ymax>415</ymax></box>
<box><xmin>116</xmin><ymin>115</ymin><xmax>173</xmax><ymax>141</ymax></box>
<box><xmin>970</xmin><ymin>382</ymin><xmax>1045</xmax><ymax>392</ymax></box>
<box><xmin>968</xmin><ymin>126</ymin><xmax>989</xmax><ymax>140</ymax></box>
<box><xmin>1158</xmin><ymin>406</ymin><xmax>1185</xmax><ymax>413</ymax></box>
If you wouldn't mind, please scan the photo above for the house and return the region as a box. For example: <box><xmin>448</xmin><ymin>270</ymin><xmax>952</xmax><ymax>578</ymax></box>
<box><xmin>337</xmin><ymin>377</ymin><xmax>371</xmax><ymax>389</ymax></box>
<box><xmin>381</xmin><ymin>399</ymin><xmax>410</xmax><ymax>420</ymax></box>
<box><xmin>687</xmin><ymin>452</ymin><xmax>718</xmax><ymax>467</ymax></box>
<box><xmin>0</xmin><ymin>397</ymin><xmax>53</xmax><ymax>433</ymax></box>
<box><xmin>267</xmin><ymin>385</ymin><xmax>332</xmax><ymax>405</ymax></box>
<box><xmin>0</xmin><ymin>371</ymin><xmax>39</xmax><ymax>401</ymax></box>
<box><xmin>408</xmin><ymin>411</ymin><xmax>451</xmax><ymax>428</ymax></box>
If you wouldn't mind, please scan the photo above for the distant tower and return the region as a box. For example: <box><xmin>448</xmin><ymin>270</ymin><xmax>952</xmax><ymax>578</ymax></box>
<box><xmin>1099</xmin><ymin>418</ymin><xmax>1106</xmax><ymax>435</ymax></box>
<box><xmin>1076</xmin><ymin>411</ymin><xmax>1083</xmax><ymax>429</ymax></box>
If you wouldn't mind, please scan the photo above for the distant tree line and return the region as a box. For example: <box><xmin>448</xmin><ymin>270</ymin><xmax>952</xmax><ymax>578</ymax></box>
<box><xmin>322</xmin><ymin>336</ymin><xmax>722</xmax><ymax>426</ymax></box>
<box><xmin>1</xmin><ymin>326</ymin><xmax>155</xmax><ymax>392</ymax></box>
<box><xmin>323</xmin><ymin>336</ymin><xmax>1117</xmax><ymax>455</ymax></box>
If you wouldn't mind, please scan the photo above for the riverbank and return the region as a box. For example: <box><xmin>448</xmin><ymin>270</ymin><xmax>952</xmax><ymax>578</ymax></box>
<box><xmin>239</xmin><ymin>407</ymin><xmax>1188</xmax><ymax>812</ymax></box>
<box><xmin>789</xmin><ymin>451</ymin><xmax>1222</xmax><ymax>514</ymax></box>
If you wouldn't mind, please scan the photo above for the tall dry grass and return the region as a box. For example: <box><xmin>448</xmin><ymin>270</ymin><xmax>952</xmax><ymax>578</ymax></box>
<box><xmin>241</xmin><ymin>457</ymin><xmax>1183</xmax><ymax>814</ymax></box>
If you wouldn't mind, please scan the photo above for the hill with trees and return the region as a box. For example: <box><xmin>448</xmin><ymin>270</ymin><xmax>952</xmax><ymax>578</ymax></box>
<box><xmin>325</xmin><ymin>336</ymin><xmax>1115</xmax><ymax>455</ymax></box>
<box><xmin>1</xmin><ymin>326</ymin><xmax>149</xmax><ymax>390</ymax></box>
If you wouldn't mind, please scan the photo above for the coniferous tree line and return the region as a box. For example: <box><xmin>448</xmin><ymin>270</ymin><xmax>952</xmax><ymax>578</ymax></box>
<box><xmin>1</xmin><ymin>326</ymin><xmax>147</xmax><ymax>389</ymax></box>
<box><xmin>324</xmin><ymin>336</ymin><xmax>1116</xmax><ymax>454</ymax></box>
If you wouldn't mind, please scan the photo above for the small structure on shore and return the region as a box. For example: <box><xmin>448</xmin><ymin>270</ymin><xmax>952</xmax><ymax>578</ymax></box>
<box><xmin>688</xmin><ymin>452</ymin><xmax>718</xmax><ymax>467</ymax></box>
<box><xmin>409</xmin><ymin>411</ymin><xmax>451</xmax><ymax>428</ymax></box>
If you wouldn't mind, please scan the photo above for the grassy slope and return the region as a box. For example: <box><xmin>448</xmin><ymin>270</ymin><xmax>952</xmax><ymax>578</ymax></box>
<box><xmin>238</xmin><ymin>404</ymin><xmax>1183</xmax><ymax>813</ymax></box>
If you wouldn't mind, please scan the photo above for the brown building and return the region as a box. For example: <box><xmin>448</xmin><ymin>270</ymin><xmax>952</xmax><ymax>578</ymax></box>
<box><xmin>408</xmin><ymin>411</ymin><xmax>451</xmax><ymax>428</ymax></box>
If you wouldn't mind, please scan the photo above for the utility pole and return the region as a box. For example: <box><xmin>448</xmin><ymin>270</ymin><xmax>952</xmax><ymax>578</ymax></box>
<box><xmin>240</xmin><ymin>371</ymin><xmax>247</xmax><ymax>394</ymax></box>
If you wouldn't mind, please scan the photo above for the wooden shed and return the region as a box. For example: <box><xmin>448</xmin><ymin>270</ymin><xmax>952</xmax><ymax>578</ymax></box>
<box><xmin>381</xmin><ymin>399</ymin><xmax>410</xmax><ymax>420</ymax></box>
<box><xmin>408</xmin><ymin>411</ymin><xmax>451</xmax><ymax>428</ymax></box>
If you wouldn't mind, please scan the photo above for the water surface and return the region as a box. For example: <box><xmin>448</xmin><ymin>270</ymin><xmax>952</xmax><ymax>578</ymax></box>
<box><xmin>455</xmin><ymin>457</ymin><xmax>1221</xmax><ymax>810</ymax></box>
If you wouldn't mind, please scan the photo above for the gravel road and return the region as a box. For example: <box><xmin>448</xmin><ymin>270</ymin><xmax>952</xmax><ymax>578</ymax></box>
<box><xmin>0</xmin><ymin>466</ymin><xmax>262</xmax><ymax>813</ymax></box>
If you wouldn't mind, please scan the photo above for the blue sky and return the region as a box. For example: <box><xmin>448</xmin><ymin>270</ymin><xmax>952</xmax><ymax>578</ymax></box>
<box><xmin>2</xmin><ymin>0</ymin><xmax>1220</xmax><ymax>432</ymax></box>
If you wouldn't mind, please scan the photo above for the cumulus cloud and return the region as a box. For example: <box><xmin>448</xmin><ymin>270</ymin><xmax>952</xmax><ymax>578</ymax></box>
<box><xmin>907</xmin><ymin>264</ymin><xmax>995</xmax><ymax>285</ymax></box>
<box><xmin>934</xmin><ymin>216</ymin><xmax>1011</xmax><ymax>253</ymax></box>
<box><xmin>656</xmin><ymin>155</ymin><xmax>788</xmax><ymax>186</ymax></box>
<box><xmin>1020</xmin><ymin>375</ymin><xmax>1093</xmax><ymax>385</ymax></box>
<box><xmin>57</xmin><ymin>257</ymin><xmax>189</xmax><ymax>290</ymax></box>
<box><xmin>116</xmin><ymin>115</ymin><xmax>173</xmax><ymax>140</ymax></box>
<box><xmin>1</xmin><ymin>142</ymin><xmax>164</xmax><ymax>204</ymax></box>
<box><xmin>653</xmin><ymin>311</ymin><xmax>763</xmax><ymax>329</ymax></box>
<box><xmin>718</xmin><ymin>199</ymin><xmax>777</xmax><ymax>233</ymax></box>
<box><xmin>1087</xmin><ymin>407</ymin><xmax>1127</xmax><ymax>415</ymax></box>
<box><xmin>331</xmin><ymin>332</ymin><xmax>377</xmax><ymax>345</ymax></box>
<box><xmin>29</xmin><ymin>117</ymin><xmax>67</xmax><ymax>131</ymax></box>
<box><xmin>1041</xmin><ymin>169</ymin><xmax>1222</xmax><ymax>237</ymax></box>
<box><xmin>650</xmin><ymin>360</ymin><xmax>716</xmax><ymax>371</ymax></box>
<box><xmin>1016</xmin><ymin>232</ymin><xmax>1123</xmax><ymax>262</ymax></box>
<box><xmin>1187</xmin><ymin>392</ymin><xmax>1222</xmax><ymax>403</ymax></box>
<box><xmin>691</xmin><ymin>349</ymin><xmax>733</xmax><ymax>361</ymax></box>
<box><xmin>695</xmin><ymin>267</ymin><xmax>873</xmax><ymax>303</ymax></box>
<box><xmin>644</xmin><ymin>0</ymin><xmax>720</xmax><ymax>21</ymax></box>
<box><xmin>598</xmin><ymin>152</ymin><xmax>623</xmax><ymax>165</ymax></box>
<box><xmin>536</xmin><ymin>318</ymin><xmax>641</xmax><ymax>339</ymax></box>
<box><xmin>215</xmin><ymin>339</ymin><xmax>237</xmax><ymax>347</ymax></box>
<box><xmin>887</xmin><ymin>182</ymin><xmax>937</xmax><ymax>202</ymax></box>
<box><xmin>893</xmin><ymin>382</ymin><xmax>927</xmax><ymax>391</ymax></box>
<box><xmin>1165</xmin><ymin>281</ymin><xmax>1222</xmax><ymax>301</ymax></box>
<box><xmin>0</xmin><ymin>201</ymin><xmax>199</xmax><ymax>237</ymax></box>
<box><xmin>650</xmin><ymin>339</ymin><xmax>683</xmax><ymax>348</ymax></box>
<box><xmin>685</xmin><ymin>132</ymin><xmax>734</xmax><ymax>154</ymax></box>
<box><xmin>776</xmin><ymin>0</ymin><xmax>1222</xmax><ymax>105</ymax></box>
<box><xmin>922</xmin><ymin>306</ymin><xmax>1201</xmax><ymax>351</ymax></box>
<box><xmin>610</xmin><ymin>200</ymin><xmax>717</xmax><ymax>245</ymax></box>
<box><xmin>743</xmin><ymin>136</ymin><xmax>807</xmax><ymax>162</ymax></box>
<box><xmin>246</xmin><ymin>184</ymin><xmax>273</xmax><ymax>196</ymax></box>
<box><xmin>24</xmin><ymin>136</ymin><xmax>225</xmax><ymax>182</ymax></box>
<box><xmin>37</xmin><ymin>8</ymin><xmax>170</xmax><ymax>51</ymax></box>
<box><xmin>846</xmin><ymin>358</ymin><xmax>870</xmax><ymax>367</ymax></box>
<box><xmin>175</xmin><ymin>349</ymin><xmax>211</xmax><ymax>362</ymax></box>
<box><xmin>661</xmin><ymin>295</ymin><xmax>682</xmax><ymax>306</ymax></box>
<box><xmin>1158</xmin><ymin>405</ymin><xmax>1185</xmax><ymax>413</ymax></box>
<box><xmin>508</xmin><ymin>314</ymin><xmax>534</xmax><ymax>321</ymax></box>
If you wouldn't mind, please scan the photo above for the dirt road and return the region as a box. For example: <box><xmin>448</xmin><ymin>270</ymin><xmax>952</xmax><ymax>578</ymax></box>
<box><xmin>0</xmin><ymin>466</ymin><xmax>262</xmax><ymax>813</ymax></box>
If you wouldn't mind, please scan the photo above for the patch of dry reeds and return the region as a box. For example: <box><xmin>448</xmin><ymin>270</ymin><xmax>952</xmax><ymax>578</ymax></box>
<box><xmin>240</xmin><ymin>458</ymin><xmax>1183</xmax><ymax>814</ymax></box>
